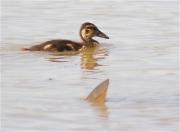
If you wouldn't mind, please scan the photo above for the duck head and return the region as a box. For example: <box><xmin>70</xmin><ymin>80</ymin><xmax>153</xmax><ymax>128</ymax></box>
<box><xmin>80</xmin><ymin>22</ymin><xmax>109</xmax><ymax>44</ymax></box>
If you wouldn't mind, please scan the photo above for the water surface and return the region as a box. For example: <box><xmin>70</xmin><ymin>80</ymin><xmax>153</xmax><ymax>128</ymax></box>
<box><xmin>1</xmin><ymin>0</ymin><xmax>179</xmax><ymax>132</ymax></box>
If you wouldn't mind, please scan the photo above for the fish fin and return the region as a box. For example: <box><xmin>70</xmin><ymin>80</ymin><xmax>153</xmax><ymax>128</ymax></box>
<box><xmin>86</xmin><ymin>79</ymin><xmax>109</xmax><ymax>103</ymax></box>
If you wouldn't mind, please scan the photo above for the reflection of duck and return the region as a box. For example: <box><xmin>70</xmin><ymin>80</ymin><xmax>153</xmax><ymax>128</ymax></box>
<box><xmin>22</xmin><ymin>22</ymin><xmax>109</xmax><ymax>52</ymax></box>
<box><xmin>80</xmin><ymin>47</ymin><xmax>98</xmax><ymax>70</ymax></box>
<box><xmin>80</xmin><ymin>46</ymin><xmax>108</xmax><ymax>70</ymax></box>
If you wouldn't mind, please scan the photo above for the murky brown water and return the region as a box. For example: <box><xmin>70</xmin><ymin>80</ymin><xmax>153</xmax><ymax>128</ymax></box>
<box><xmin>1</xmin><ymin>0</ymin><xmax>179</xmax><ymax>132</ymax></box>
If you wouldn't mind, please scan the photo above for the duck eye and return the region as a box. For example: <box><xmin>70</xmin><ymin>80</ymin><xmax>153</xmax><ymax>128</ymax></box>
<box><xmin>85</xmin><ymin>29</ymin><xmax>91</xmax><ymax>34</ymax></box>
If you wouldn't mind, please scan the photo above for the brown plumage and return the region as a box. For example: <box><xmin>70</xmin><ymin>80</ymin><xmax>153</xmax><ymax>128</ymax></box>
<box><xmin>22</xmin><ymin>22</ymin><xmax>109</xmax><ymax>52</ymax></box>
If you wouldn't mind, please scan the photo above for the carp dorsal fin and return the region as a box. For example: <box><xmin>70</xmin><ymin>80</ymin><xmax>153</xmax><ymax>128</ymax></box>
<box><xmin>86</xmin><ymin>79</ymin><xmax>109</xmax><ymax>104</ymax></box>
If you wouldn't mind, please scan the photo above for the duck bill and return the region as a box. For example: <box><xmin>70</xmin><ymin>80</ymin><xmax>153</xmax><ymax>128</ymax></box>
<box><xmin>96</xmin><ymin>30</ymin><xmax>109</xmax><ymax>39</ymax></box>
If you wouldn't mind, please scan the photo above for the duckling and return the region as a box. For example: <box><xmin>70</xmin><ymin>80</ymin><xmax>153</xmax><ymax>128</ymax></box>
<box><xmin>22</xmin><ymin>22</ymin><xmax>109</xmax><ymax>52</ymax></box>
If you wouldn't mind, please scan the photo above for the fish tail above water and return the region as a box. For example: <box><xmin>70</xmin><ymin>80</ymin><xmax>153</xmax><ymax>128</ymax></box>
<box><xmin>86</xmin><ymin>79</ymin><xmax>109</xmax><ymax>104</ymax></box>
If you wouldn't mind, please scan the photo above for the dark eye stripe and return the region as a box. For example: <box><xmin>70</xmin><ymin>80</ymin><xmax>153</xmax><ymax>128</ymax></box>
<box><xmin>85</xmin><ymin>29</ymin><xmax>90</xmax><ymax>33</ymax></box>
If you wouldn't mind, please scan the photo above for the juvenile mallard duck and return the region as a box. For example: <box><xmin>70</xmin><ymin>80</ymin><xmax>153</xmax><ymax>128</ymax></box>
<box><xmin>22</xmin><ymin>22</ymin><xmax>109</xmax><ymax>52</ymax></box>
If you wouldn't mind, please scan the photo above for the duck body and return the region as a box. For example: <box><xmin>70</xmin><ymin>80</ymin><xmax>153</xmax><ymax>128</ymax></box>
<box><xmin>28</xmin><ymin>39</ymin><xmax>83</xmax><ymax>52</ymax></box>
<box><xmin>22</xmin><ymin>22</ymin><xmax>109</xmax><ymax>52</ymax></box>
